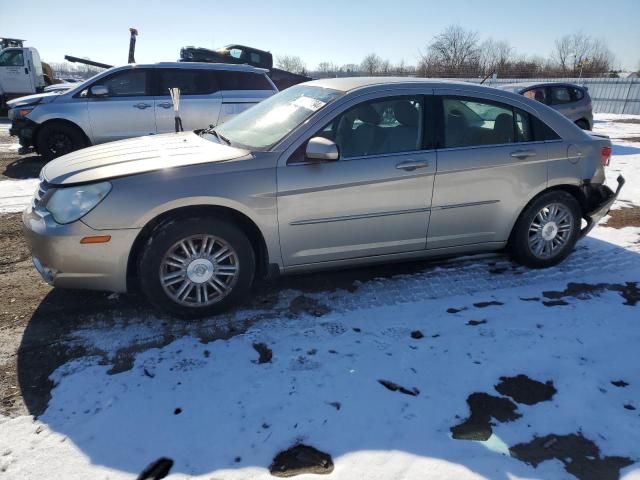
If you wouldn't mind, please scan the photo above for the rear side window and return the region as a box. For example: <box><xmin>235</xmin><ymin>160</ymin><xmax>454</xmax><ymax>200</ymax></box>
<box><xmin>217</xmin><ymin>71</ymin><xmax>272</xmax><ymax>90</ymax></box>
<box><xmin>571</xmin><ymin>87</ymin><xmax>585</xmax><ymax>101</ymax></box>
<box><xmin>442</xmin><ymin>97</ymin><xmax>515</xmax><ymax>148</ymax></box>
<box><xmin>530</xmin><ymin>115</ymin><xmax>560</xmax><ymax>141</ymax></box>
<box><xmin>158</xmin><ymin>69</ymin><xmax>218</xmax><ymax>95</ymax></box>
<box><xmin>550</xmin><ymin>87</ymin><xmax>572</xmax><ymax>105</ymax></box>
<box><xmin>515</xmin><ymin>109</ymin><xmax>533</xmax><ymax>142</ymax></box>
<box><xmin>100</xmin><ymin>70</ymin><xmax>148</xmax><ymax>97</ymax></box>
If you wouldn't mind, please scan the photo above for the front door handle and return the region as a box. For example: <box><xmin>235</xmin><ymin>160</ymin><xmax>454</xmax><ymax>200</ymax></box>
<box><xmin>157</xmin><ymin>102</ymin><xmax>172</xmax><ymax>109</ymax></box>
<box><xmin>133</xmin><ymin>103</ymin><xmax>152</xmax><ymax>109</ymax></box>
<box><xmin>396</xmin><ymin>160</ymin><xmax>429</xmax><ymax>171</ymax></box>
<box><xmin>510</xmin><ymin>150</ymin><xmax>537</xmax><ymax>159</ymax></box>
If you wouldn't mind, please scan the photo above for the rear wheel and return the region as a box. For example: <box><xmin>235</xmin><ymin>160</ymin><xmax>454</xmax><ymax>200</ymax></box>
<box><xmin>511</xmin><ymin>191</ymin><xmax>581</xmax><ymax>268</ymax></box>
<box><xmin>139</xmin><ymin>217</ymin><xmax>255</xmax><ymax>318</ymax></box>
<box><xmin>36</xmin><ymin>122</ymin><xmax>87</xmax><ymax>160</ymax></box>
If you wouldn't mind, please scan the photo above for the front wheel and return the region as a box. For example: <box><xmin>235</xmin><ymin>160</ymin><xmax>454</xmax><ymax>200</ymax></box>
<box><xmin>36</xmin><ymin>122</ymin><xmax>87</xmax><ymax>160</ymax></box>
<box><xmin>510</xmin><ymin>191</ymin><xmax>581</xmax><ymax>268</ymax></box>
<box><xmin>139</xmin><ymin>217</ymin><xmax>255</xmax><ymax>318</ymax></box>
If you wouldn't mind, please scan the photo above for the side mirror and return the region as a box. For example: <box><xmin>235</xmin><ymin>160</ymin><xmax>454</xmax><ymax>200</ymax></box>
<box><xmin>90</xmin><ymin>85</ymin><xmax>108</xmax><ymax>97</ymax></box>
<box><xmin>305</xmin><ymin>137</ymin><xmax>339</xmax><ymax>162</ymax></box>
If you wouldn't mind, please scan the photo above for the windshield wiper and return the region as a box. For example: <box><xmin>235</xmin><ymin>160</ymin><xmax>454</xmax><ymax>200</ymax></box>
<box><xmin>200</xmin><ymin>125</ymin><xmax>230</xmax><ymax>145</ymax></box>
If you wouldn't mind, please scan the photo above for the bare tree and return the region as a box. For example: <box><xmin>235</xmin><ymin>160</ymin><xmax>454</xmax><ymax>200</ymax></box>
<box><xmin>316</xmin><ymin>61</ymin><xmax>339</xmax><ymax>78</ymax></box>
<box><xmin>553</xmin><ymin>32</ymin><xmax>614</xmax><ymax>76</ymax></box>
<box><xmin>276</xmin><ymin>55</ymin><xmax>307</xmax><ymax>75</ymax></box>
<box><xmin>479</xmin><ymin>39</ymin><xmax>513</xmax><ymax>76</ymax></box>
<box><xmin>340</xmin><ymin>63</ymin><xmax>360</xmax><ymax>75</ymax></box>
<box><xmin>421</xmin><ymin>25</ymin><xmax>481</xmax><ymax>76</ymax></box>
<box><xmin>360</xmin><ymin>53</ymin><xmax>383</xmax><ymax>75</ymax></box>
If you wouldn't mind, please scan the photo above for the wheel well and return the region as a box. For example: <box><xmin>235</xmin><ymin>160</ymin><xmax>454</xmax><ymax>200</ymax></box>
<box><xmin>575</xmin><ymin>118</ymin><xmax>590</xmax><ymax>129</ymax></box>
<box><xmin>126</xmin><ymin>205</ymin><xmax>269</xmax><ymax>292</ymax></box>
<box><xmin>34</xmin><ymin>118</ymin><xmax>90</xmax><ymax>149</ymax></box>
<box><xmin>507</xmin><ymin>185</ymin><xmax>587</xmax><ymax>245</ymax></box>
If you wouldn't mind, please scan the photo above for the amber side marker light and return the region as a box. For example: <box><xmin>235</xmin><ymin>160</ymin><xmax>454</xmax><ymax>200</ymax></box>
<box><xmin>80</xmin><ymin>235</ymin><xmax>111</xmax><ymax>244</ymax></box>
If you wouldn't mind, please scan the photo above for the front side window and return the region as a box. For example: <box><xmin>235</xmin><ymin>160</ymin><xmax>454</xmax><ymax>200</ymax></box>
<box><xmin>550</xmin><ymin>87</ymin><xmax>572</xmax><ymax>105</ymax></box>
<box><xmin>213</xmin><ymin>85</ymin><xmax>343</xmax><ymax>150</ymax></box>
<box><xmin>158</xmin><ymin>69</ymin><xmax>218</xmax><ymax>95</ymax></box>
<box><xmin>523</xmin><ymin>87</ymin><xmax>547</xmax><ymax>104</ymax></box>
<box><xmin>442</xmin><ymin>97</ymin><xmax>514</xmax><ymax>148</ymax></box>
<box><xmin>0</xmin><ymin>49</ymin><xmax>24</xmax><ymax>66</ymax></box>
<box><xmin>99</xmin><ymin>70</ymin><xmax>148</xmax><ymax>97</ymax></box>
<box><xmin>318</xmin><ymin>96</ymin><xmax>424</xmax><ymax>158</ymax></box>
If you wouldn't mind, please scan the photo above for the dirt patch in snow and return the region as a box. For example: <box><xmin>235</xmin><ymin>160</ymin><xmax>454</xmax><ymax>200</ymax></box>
<box><xmin>603</xmin><ymin>206</ymin><xmax>640</xmax><ymax>228</ymax></box>
<box><xmin>510</xmin><ymin>433</ymin><xmax>633</xmax><ymax>480</ymax></box>
<box><xmin>613</xmin><ymin>118</ymin><xmax>640</xmax><ymax>124</ymax></box>
<box><xmin>495</xmin><ymin>375</ymin><xmax>556</xmax><ymax>405</ymax></box>
<box><xmin>252</xmin><ymin>342</ymin><xmax>273</xmax><ymax>364</ymax></box>
<box><xmin>270</xmin><ymin>444</ymin><xmax>334</xmax><ymax>477</ymax></box>
<box><xmin>450</xmin><ymin>393</ymin><xmax>521</xmax><ymax>441</ymax></box>
<box><xmin>543</xmin><ymin>282</ymin><xmax>640</xmax><ymax>306</ymax></box>
<box><xmin>378</xmin><ymin>379</ymin><xmax>420</xmax><ymax>396</ymax></box>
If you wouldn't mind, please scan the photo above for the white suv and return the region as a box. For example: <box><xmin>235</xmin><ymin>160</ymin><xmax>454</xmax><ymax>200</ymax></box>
<box><xmin>8</xmin><ymin>62</ymin><xmax>277</xmax><ymax>159</ymax></box>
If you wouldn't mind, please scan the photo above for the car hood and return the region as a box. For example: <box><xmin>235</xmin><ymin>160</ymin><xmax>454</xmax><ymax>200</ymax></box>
<box><xmin>6</xmin><ymin>91</ymin><xmax>63</xmax><ymax>108</ymax></box>
<box><xmin>42</xmin><ymin>132</ymin><xmax>251</xmax><ymax>185</ymax></box>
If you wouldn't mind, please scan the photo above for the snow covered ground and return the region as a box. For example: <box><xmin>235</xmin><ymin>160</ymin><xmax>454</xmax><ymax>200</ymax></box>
<box><xmin>0</xmin><ymin>115</ymin><xmax>639</xmax><ymax>480</ymax></box>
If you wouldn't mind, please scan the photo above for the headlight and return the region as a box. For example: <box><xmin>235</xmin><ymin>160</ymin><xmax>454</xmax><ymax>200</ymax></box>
<box><xmin>45</xmin><ymin>182</ymin><xmax>112</xmax><ymax>224</ymax></box>
<box><xmin>18</xmin><ymin>107</ymin><xmax>35</xmax><ymax>117</ymax></box>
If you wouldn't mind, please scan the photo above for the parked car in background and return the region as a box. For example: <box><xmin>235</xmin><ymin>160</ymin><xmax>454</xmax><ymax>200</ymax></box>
<box><xmin>497</xmin><ymin>82</ymin><xmax>593</xmax><ymax>130</ymax></box>
<box><xmin>8</xmin><ymin>62</ymin><xmax>277</xmax><ymax>159</ymax></box>
<box><xmin>23</xmin><ymin>78</ymin><xmax>622</xmax><ymax>317</ymax></box>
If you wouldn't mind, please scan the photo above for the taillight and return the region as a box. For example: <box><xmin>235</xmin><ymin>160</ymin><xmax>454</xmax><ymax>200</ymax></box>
<box><xmin>601</xmin><ymin>146</ymin><xmax>612</xmax><ymax>166</ymax></box>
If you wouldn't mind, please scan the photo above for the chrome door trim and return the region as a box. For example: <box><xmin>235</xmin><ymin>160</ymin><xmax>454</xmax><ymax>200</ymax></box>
<box><xmin>289</xmin><ymin>200</ymin><xmax>500</xmax><ymax>225</ymax></box>
<box><xmin>436</xmin><ymin>199</ymin><xmax>500</xmax><ymax>210</ymax></box>
<box><xmin>289</xmin><ymin>207</ymin><xmax>433</xmax><ymax>226</ymax></box>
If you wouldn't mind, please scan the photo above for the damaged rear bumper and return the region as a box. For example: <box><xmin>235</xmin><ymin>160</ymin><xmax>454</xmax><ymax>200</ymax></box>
<box><xmin>581</xmin><ymin>175</ymin><xmax>625</xmax><ymax>237</ymax></box>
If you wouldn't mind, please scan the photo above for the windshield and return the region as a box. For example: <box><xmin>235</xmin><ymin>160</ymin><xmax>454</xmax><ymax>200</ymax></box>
<box><xmin>213</xmin><ymin>85</ymin><xmax>343</xmax><ymax>150</ymax></box>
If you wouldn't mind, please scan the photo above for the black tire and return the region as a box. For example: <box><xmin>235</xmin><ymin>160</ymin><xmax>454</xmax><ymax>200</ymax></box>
<box><xmin>36</xmin><ymin>122</ymin><xmax>87</xmax><ymax>160</ymax></box>
<box><xmin>575</xmin><ymin>119</ymin><xmax>590</xmax><ymax>131</ymax></box>
<box><xmin>510</xmin><ymin>191</ymin><xmax>581</xmax><ymax>268</ymax></box>
<box><xmin>138</xmin><ymin>217</ymin><xmax>255</xmax><ymax>318</ymax></box>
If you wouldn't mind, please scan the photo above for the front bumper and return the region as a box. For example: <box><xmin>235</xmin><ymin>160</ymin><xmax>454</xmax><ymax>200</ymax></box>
<box><xmin>581</xmin><ymin>175</ymin><xmax>625</xmax><ymax>237</ymax></box>
<box><xmin>9</xmin><ymin>116</ymin><xmax>38</xmax><ymax>148</ymax></box>
<box><xmin>22</xmin><ymin>205</ymin><xmax>141</xmax><ymax>293</ymax></box>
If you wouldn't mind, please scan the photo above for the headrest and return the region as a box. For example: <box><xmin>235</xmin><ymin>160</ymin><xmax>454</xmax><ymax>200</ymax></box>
<box><xmin>354</xmin><ymin>104</ymin><xmax>380</xmax><ymax>125</ymax></box>
<box><xmin>394</xmin><ymin>101</ymin><xmax>419</xmax><ymax>126</ymax></box>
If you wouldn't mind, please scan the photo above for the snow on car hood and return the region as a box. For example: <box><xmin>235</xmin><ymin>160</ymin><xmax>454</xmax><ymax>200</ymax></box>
<box><xmin>42</xmin><ymin>132</ymin><xmax>251</xmax><ymax>185</ymax></box>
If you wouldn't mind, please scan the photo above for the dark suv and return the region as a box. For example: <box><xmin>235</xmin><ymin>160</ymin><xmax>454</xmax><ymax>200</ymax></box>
<box><xmin>498</xmin><ymin>82</ymin><xmax>593</xmax><ymax>130</ymax></box>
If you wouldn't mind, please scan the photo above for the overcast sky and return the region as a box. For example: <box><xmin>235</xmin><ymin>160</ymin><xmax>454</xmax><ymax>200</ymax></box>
<box><xmin>2</xmin><ymin>0</ymin><xmax>639</xmax><ymax>70</ymax></box>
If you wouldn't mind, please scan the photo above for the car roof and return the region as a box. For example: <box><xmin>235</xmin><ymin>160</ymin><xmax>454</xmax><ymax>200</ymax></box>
<box><xmin>117</xmin><ymin>62</ymin><xmax>268</xmax><ymax>74</ymax></box>
<box><xmin>496</xmin><ymin>81</ymin><xmax>586</xmax><ymax>91</ymax></box>
<box><xmin>304</xmin><ymin>76</ymin><xmax>498</xmax><ymax>93</ymax></box>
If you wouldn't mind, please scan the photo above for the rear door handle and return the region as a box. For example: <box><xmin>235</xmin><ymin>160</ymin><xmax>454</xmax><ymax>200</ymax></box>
<box><xmin>510</xmin><ymin>150</ymin><xmax>536</xmax><ymax>159</ymax></box>
<box><xmin>396</xmin><ymin>160</ymin><xmax>429</xmax><ymax>171</ymax></box>
<box><xmin>133</xmin><ymin>103</ymin><xmax>152</xmax><ymax>109</ymax></box>
<box><xmin>157</xmin><ymin>102</ymin><xmax>172</xmax><ymax>109</ymax></box>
